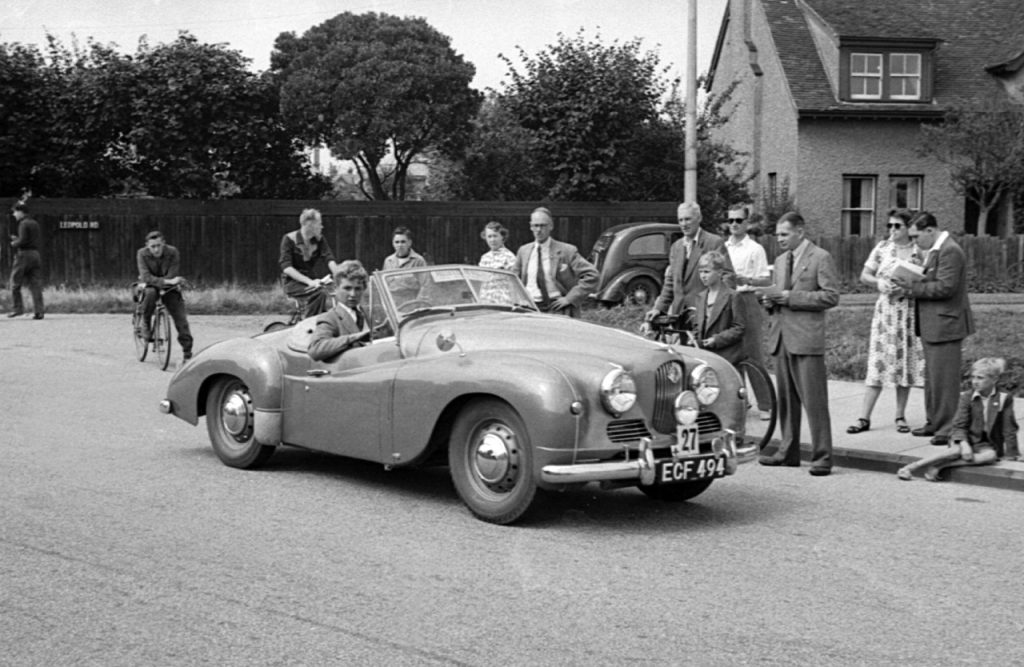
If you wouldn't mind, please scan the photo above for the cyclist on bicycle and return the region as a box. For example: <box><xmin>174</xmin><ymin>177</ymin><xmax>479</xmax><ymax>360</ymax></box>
<box><xmin>280</xmin><ymin>208</ymin><xmax>340</xmax><ymax>319</ymax></box>
<box><xmin>136</xmin><ymin>230</ymin><xmax>193</xmax><ymax>361</ymax></box>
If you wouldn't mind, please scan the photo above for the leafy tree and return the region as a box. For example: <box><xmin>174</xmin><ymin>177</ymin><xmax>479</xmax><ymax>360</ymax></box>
<box><xmin>271</xmin><ymin>12</ymin><xmax>481</xmax><ymax>200</ymax></box>
<box><xmin>500</xmin><ymin>31</ymin><xmax>668</xmax><ymax>201</ymax></box>
<box><xmin>35</xmin><ymin>37</ymin><xmax>138</xmax><ymax>197</ymax></box>
<box><xmin>126</xmin><ymin>33</ymin><xmax>327</xmax><ymax>199</ymax></box>
<box><xmin>918</xmin><ymin>99</ymin><xmax>1024</xmax><ymax>234</ymax></box>
<box><xmin>0</xmin><ymin>42</ymin><xmax>50</xmax><ymax>197</ymax></box>
<box><xmin>424</xmin><ymin>94</ymin><xmax>545</xmax><ymax>200</ymax></box>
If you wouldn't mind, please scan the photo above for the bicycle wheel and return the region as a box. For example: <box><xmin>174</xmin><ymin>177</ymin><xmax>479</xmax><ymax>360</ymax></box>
<box><xmin>132</xmin><ymin>307</ymin><xmax>149</xmax><ymax>362</ymax></box>
<box><xmin>736</xmin><ymin>359</ymin><xmax>777</xmax><ymax>451</ymax></box>
<box><xmin>153</xmin><ymin>307</ymin><xmax>173</xmax><ymax>371</ymax></box>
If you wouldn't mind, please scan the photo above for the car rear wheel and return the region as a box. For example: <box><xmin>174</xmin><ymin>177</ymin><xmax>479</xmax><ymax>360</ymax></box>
<box><xmin>638</xmin><ymin>479</ymin><xmax>713</xmax><ymax>502</ymax></box>
<box><xmin>206</xmin><ymin>377</ymin><xmax>276</xmax><ymax>469</ymax></box>
<box><xmin>625</xmin><ymin>277</ymin><xmax>659</xmax><ymax>306</ymax></box>
<box><xmin>449</xmin><ymin>399</ymin><xmax>538</xmax><ymax>524</ymax></box>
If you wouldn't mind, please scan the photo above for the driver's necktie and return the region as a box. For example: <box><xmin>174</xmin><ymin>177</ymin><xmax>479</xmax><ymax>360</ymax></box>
<box><xmin>354</xmin><ymin>306</ymin><xmax>365</xmax><ymax>331</ymax></box>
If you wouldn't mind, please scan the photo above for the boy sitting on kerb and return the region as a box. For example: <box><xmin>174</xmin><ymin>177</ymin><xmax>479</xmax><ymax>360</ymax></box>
<box><xmin>308</xmin><ymin>260</ymin><xmax>372</xmax><ymax>362</ymax></box>
<box><xmin>897</xmin><ymin>357</ymin><xmax>1019</xmax><ymax>481</ymax></box>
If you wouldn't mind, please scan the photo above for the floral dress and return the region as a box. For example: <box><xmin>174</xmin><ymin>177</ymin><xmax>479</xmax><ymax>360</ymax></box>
<box><xmin>479</xmin><ymin>247</ymin><xmax>516</xmax><ymax>271</ymax></box>
<box><xmin>864</xmin><ymin>240</ymin><xmax>925</xmax><ymax>387</ymax></box>
<box><xmin>478</xmin><ymin>247</ymin><xmax>517</xmax><ymax>303</ymax></box>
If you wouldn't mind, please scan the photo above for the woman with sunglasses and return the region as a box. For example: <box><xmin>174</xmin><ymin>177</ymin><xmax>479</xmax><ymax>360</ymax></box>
<box><xmin>846</xmin><ymin>208</ymin><xmax>926</xmax><ymax>435</ymax></box>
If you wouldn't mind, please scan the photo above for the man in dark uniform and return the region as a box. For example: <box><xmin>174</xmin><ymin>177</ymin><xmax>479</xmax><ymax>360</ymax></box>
<box><xmin>8</xmin><ymin>202</ymin><xmax>45</xmax><ymax>319</ymax></box>
<box><xmin>137</xmin><ymin>230</ymin><xmax>194</xmax><ymax>361</ymax></box>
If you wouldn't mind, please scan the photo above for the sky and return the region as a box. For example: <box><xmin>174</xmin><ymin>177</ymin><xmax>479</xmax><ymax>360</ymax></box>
<box><xmin>0</xmin><ymin>0</ymin><xmax>729</xmax><ymax>92</ymax></box>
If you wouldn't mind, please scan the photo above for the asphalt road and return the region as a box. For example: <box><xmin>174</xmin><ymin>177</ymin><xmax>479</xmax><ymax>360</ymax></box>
<box><xmin>2</xmin><ymin>315</ymin><xmax>1024</xmax><ymax>666</ymax></box>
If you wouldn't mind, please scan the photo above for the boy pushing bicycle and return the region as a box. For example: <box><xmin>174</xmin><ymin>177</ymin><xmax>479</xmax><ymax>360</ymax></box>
<box><xmin>136</xmin><ymin>230</ymin><xmax>193</xmax><ymax>361</ymax></box>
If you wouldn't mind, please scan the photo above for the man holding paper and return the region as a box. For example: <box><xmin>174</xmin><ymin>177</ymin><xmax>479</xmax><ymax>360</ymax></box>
<box><xmin>892</xmin><ymin>212</ymin><xmax>974</xmax><ymax>446</ymax></box>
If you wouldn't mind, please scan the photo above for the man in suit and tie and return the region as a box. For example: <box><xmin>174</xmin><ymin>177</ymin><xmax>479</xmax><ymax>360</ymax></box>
<box><xmin>758</xmin><ymin>212</ymin><xmax>840</xmax><ymax>476</ymax></box>
<box><xmin>891</xmin><ymin>212</ymin><xmax>975</xmax><ymax>446</ymax></box>
<box><xmin>308</xmin><ymin>260</ymin><xmax>372</xmax><ymax>362</ymax></box>
<box><xmin>645</xmin><ymin>202</ymin><xmax>733</xmax><ymax>323</ymax></box>
<box><xmin>514</xmin><ymin>207</ymin><xmax>598</xmax><ymax>317</ymax></box>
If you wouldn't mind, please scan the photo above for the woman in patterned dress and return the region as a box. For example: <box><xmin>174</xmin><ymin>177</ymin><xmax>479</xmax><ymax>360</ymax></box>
<box><xmin>847</xmin><ymin>208</ymin><xmax>926</xmax><ymax>434</ymax></box>
<box><xmin>478</xmin><ymin>221</ymin><xmax>516</xmax><ymax>270</ymax></box>
<box><xmin>478</xmin><ymin>221</ymin><xmax>516</xmax><ymax>303</ymax></box>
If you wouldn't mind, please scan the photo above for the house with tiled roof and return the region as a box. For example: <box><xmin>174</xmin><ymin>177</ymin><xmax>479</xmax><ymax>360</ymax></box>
<box><xmin>706</xmin><ymin>0</ymin><xmax>1024</xmax><ymax>237</ymax></box>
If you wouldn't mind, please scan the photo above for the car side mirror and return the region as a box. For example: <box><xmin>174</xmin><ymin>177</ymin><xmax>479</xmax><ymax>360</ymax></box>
<box><xmin>436</xmin><ymin>330</ymin><xmax>465</xmax><ymax>356</ymax></box>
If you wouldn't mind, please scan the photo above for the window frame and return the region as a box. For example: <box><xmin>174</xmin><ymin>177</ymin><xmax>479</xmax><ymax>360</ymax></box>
<box><xmin>839</xmin><ymin>41</ymin><xmax>933</xmax><ymax>103</ymax></box>
<box><xmin>888</xmin><ymin>175</ymin><xmax>923</xmax><ymax>211</ymax></box>
<box><xmin>841</xmin><ymin>175</ymin><xmax>877</xmax><ymax>237</ymax></box>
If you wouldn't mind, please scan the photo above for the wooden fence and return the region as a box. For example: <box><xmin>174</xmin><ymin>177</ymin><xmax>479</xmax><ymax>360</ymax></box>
<box><xmin>3</xmin><ymin>198</ymin><xmax>1023</xmax><ymax>288</ymax></box>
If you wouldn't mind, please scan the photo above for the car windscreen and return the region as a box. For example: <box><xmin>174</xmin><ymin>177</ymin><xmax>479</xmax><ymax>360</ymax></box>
<box><xmin>383</xmin><ymin>266</ymin><xmax>534</xmax><ymax>314</ymax></box>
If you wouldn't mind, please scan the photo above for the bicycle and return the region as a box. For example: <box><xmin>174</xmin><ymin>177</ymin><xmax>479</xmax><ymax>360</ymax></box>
<box><xmin>642</xmin><ymin>311</ymin><xmax>778</xmax><ymax>452</ymax></box>
<box><xmin>132</xmin><ymin>282</ymin><xmax>183</xmax><ymax>371</ymax></box>
<box><xmin>263</xmin><ymin>276</ymin><xmax>333</xmax><ymax>333</ymax></box>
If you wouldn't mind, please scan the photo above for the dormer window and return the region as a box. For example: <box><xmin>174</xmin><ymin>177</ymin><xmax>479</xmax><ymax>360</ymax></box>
<box><xmin>841</xmin><ymin>41</ymin><xmax>933</xmax><ymax>102</ymax></box>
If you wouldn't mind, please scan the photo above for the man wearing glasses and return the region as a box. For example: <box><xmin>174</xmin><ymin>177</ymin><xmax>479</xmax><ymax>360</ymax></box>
<box><xmin>514</xmin><ymin>207</ymin><xmax>598</xmax><ymax>317</ymax></box>
<box><xmin>724</xmin><ymin>205</ymin><xmax>772</xmax><ymax>419</ymax></box>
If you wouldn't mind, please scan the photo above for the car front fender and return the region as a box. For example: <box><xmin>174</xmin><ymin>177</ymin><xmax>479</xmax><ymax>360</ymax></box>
<box><xmin>389</xmin><ymin>352</ymin><xmax>585</xmax><ymax>466</ymax></box>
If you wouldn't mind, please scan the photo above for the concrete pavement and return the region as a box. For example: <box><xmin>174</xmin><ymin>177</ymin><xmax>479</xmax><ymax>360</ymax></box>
<box><xmin>763</xmin><ymin>378</ymin><xmax>1024</xmax><ymax>491</ymax></box>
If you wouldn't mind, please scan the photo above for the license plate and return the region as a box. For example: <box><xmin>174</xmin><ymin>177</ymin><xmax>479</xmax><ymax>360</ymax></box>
<box><xmin>654</xmin><ymin>456</ymin><xmax>726</xmax><ymax>484</ymax></box>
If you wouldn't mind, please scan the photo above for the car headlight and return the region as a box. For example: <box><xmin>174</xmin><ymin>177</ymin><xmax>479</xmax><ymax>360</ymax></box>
<box><xmin>674</xmin><ymin>390</ymin><xmax>699</xmax><ymax>425</ymax></box>
<box><xmin>600</xmin><ymin>368</ymin><xmax>637</xmax><ymax>416</ymax></box>
<box><xmin>690</xmin><ymin>364</ymin><xmax>720</xmax><ymax>405</ymax></box>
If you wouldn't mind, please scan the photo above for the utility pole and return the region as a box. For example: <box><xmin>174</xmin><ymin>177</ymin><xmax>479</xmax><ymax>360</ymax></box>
<box><xmin>684</xmin><ymin>0</ymin><xmax>698</xmax><ymax>202</ymax></box>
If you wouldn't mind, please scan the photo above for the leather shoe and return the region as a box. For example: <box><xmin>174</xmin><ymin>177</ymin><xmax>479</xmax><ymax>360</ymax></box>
<box><xmin>809</xmin><ymin>467</ymin><xmax>831</xmax><ymax>476</ymax></box>
<box><xmin>911</xmin><ymin>426</ymin><xmax>935</xmax><ymax>437</ymax></box>
<box><xmin>183</xmin><ymin>351</ymin><xmax>193</xmax><ymax>362</ymax></box>
<box><xmin>6</xmin><ymin>311</ymin><xmax>24</xmax><ymax>318</ymax></box>
<box><xmin>32</xmin><ymin>313</ymin><xmax>43</xmax><ymax>320</ymax></box>
<box><xmin>930</xmin><ymin>435</ymin><xmax>950</xmax><ymax>446</ymax></box>
<box><xmin>758</xmin><ymin>455</ymin><xmax>799</xmax><ymax>467</ymax></box>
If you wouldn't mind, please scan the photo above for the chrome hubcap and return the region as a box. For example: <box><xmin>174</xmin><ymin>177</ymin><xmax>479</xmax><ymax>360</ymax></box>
<box><xmin>472</xmin><ymin>423</ymin><xmax>519</xmax><ymax>493</ymax></box>
<box><xmin>220</xmin><ymin>387</ymin><xmax>253</xmax><ymax>442</ymax></box>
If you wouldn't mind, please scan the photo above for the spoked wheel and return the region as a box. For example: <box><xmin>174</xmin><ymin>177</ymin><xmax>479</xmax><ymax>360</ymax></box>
<box><xmin>153</xmin><ymin>307</ymin><xmax>173</xmax><ymax>371</ymax></box>
<box><xmin>737</xmin><ymin>359</ymin><xmax>778</xmax><ymax>451</ymax></box>
<box><xmin>448</xmin><ymin>399</ymin><xmax>538</xmax><ymax>524</ymax></box>
<box><xmin>132</xmin><ymin>308</ymin><xmax>149</xmax><ymax>362</ymax></box>
<box><xmin>639</xmin><ymin>479</ymin><xmax>714</xmax><ymax>502</ymax></box>
<box><xmin>205</xmin><ymin>377</ymin><xmax>276</xmax><ymax>469</ymax></box>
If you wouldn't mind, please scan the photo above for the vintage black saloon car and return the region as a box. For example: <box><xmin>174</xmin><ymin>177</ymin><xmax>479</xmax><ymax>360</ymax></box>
<box><xmin>589</xmin><ymin>222</ymin><xmax>681</xmax><ymax>306</ymax></box>
<box><xmin>160</xmin><ymin>265</ymin><xmax>756</xmax><ymax>524</ymax></box>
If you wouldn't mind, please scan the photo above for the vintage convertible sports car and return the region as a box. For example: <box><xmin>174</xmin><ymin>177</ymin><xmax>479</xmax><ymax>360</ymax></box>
<box><xmin>160</xmin><ymin>265</ymin><xmax>757</xmax><ymax>524</ymax></box>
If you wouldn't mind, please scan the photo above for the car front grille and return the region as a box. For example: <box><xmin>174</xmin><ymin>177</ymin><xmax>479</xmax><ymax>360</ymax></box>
<box><xmin>606</xmin><ymin>412</ymin><xmax>723</xmax><ymax>444</ymax></box>
<box><xmin>652</xmin><ymin>362</ymin><xmax>684</xmax><ymax>433</ymax></box>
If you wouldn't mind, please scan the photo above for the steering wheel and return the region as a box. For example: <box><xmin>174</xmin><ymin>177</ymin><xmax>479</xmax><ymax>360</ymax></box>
<box><xmin>396</xmin><ymin>298</ymin><xmax>432</xmax><ymax>314</ymax></box>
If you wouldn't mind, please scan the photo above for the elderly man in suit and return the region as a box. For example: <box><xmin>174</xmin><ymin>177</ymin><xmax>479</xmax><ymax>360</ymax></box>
<box><xmin>758</xmin><ymin>212</ymin><xmax>840</xmax><ymax>476</ymax></box>
<box><xmin>645</xmin><ymin>202</ymin><xmax>733</xmax><ymax>323</ymax></box>
<box><xmin>514</xmin><ymin>207</ymin><xmax>598</xmax><ymax>317</ymax></box>
<box><xmin>892</xmin><ymin>212</ymin><xmax>974</xmax><ymax>446</ymax></box>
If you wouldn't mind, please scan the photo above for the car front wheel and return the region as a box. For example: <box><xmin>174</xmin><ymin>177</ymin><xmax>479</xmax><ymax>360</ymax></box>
<box><xmin>206</xmin><ymin>377</ymin><xmax>276</xmax><ymax>469</ymax></box>
<box><xmin>449</xmin><ymin>399</ymin><xmax>538</xmax><ymax>524</ymax></box>
<box><xmin>639</xmin><ymin>479</ymin><xmax>713</xmax><ymax>502</ymax></box>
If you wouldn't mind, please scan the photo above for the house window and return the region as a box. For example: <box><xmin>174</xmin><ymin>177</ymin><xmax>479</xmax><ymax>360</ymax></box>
<box><xmin>842</xmin><ymin>176</ymin><xmax>876</xmax><ymax>236</ymax></box>
<box><xmin>889</xmin><ymin>175</ymin><xmax>923</xmax><ymax>211</ymax></box>
<box><xmin>888</xmin><ymin>54</ymin><xmax>921</xmax><ymax>99</ymax></box>
<box><xmin>850</xmin><ymin>53</ymin><xmax>883</xmax><ymax>99</ymax></box>
<box><xmin>842</xmin><ymin>46</ymin><xmax>931</xmax><ymax>102</ymax></box>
